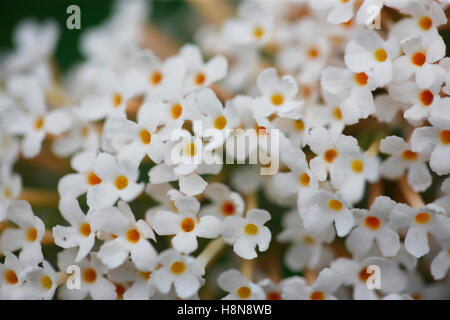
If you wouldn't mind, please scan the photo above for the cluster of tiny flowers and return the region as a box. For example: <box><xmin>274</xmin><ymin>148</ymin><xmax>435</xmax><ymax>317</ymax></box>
<box><xmin>0</xmin><ymin>0</ymin><xmax>449</xmax><ymax>300</ymax></box>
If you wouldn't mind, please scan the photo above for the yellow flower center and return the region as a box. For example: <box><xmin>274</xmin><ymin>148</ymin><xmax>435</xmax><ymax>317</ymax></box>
<box><xmin>324</xmin><ymin>149</ymin><xmax>338</xmax><ymax>163</ymax></box>
<box><xmin>214</xmin><ymin>116</ymin><xmax>227</xmax><ymax>130</ymax></box>
<box><xmin>113</xmin><ymin>93</ymin><xmax>122</xmax><ymax>108</ymax></box>
<box><xmin>184</xmin><ymin>142</ymin><xmax>197</xmax><ymax>157</ymax></box>
<box><xmin>237</xmin><ymin>286</ymin><xmax>251</xmax><ymax>299</ymax></box>
<box><xmin>374</xmin><ymin>48</ymin><xmax>387</xmax><ymax>62</ymax></box>
<box><xmin>244</xmin><ymin>223</ymin><xmax>258</xmax><ymax>235</ymax></box>
<box><xmin>328</xmin><ymin>199</ymin><xmax>343</xmax><ymax>211</ymax></box>
<box><xmin>114</xmin><ymin>175</ymin><xmax>128</xmax><ymax>190</ymax></box>
<box><xmin>27</xmin><ymin>227</ymin><xmax>37</xmax><ymax>242</ymax></box>
<box><xmin>271</xmin><ymin>93</ymin><xmax>284</xmax><ymax>106</ymax></box>
<box><xmin>351</xmin><ymin>160</ymin><xmax>364</xmax><ymax>173</ymax></box>
<box><xmin>34</xmin><ymin>117</ymin><xmax>44</xmax><ymax>130</ymax></box>
<box><xmin>299</xmin><ymin>173</ymin><xmax>311</xmax><ymax>187</ymax></box>
<box><xmin>41</xmin><ymin>275</ymin><xmax>53</xmax><ymax>290</ymax></box>
<box><xmin>170</xmin><ymin>261</ymin><xmax>186</xmax><ymax>275</ymax></box>
<box><xmin>253</xmin><ymin>26</ymin><xmax>264</xmax><ymax>39</ymax></box>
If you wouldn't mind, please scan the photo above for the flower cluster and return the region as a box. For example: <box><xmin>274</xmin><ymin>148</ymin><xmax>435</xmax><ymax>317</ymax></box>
<box><xmin>0</xmin><ymin>0</ymin><xmax>449</xmax><ymax>300</ymax></box>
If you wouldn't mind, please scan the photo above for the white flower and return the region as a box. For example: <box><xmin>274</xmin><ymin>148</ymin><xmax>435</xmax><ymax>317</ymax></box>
<box><xmin>199</xmin><ymin>183</ymin><xmax>244</xmax><ymax>221</ymax></box>
<box><xmin>222</xmin><ymin>1</ymin><xmax>273</xmax><ymax>46</ymax></box>
<box><xmin>104</xmin><ymin>102</ymin><xmax>165</xmax><ymax>169</ymax></box>
<box><xmin>393</xmin><ymin>36</ymin><xmax>445</xmax><ymax>89</ymax></box>
<box><xmin>0</xmin><ymin>200</ymin><xmax>44</xmax><ymax>265</ymax></box>
<box><xmin>93</xmin><ymin>201</ymin><xmax>157</xmax><ymax>270</ymax></box>
<box><xmin>0</xmin><ymin>164</ymin><xmax>22</xmax><ymax>210</ymax></box>
<box><xmin>1</xmin><ymin>19</ymin><xmax>59</xmax><ymax>74</ymax></box>
<box><xmin>331</xmin><ymin>256</ymin><xmax>408</xmax><ymax>300</ymax></box>
<box><xmin>259</xmin><ymin>276</ymin><xmax>306</xmax><ymax>300</ymax></box>
<box><xmin>51</xmin><ymin>110</ymin><xmax>99</xmax><ymax>158</ymax></box>
<box><xmin>302</xmin><ymin>190</ymin><xmax>354</xmax><ymax>237</ymax></box>
<box><xmin>221</xmin><ymin>208</ymin><xmax>271</xmax><ymax>260</ymax></box>
<box><xmin>250</xmin><ymin>68</ymin><xmax>304</xmax><ymax>117</ymax></box>
<box><xmin>152</xmin><ymin>249</ymin><xmax>205</xmax><ymax>299</ymax></box>
<box><xmin>179</xmin><ymin>44</ymin><xmax>228</xmax><ymax>93</ymax></box>
<box><xmin>344</xmin><ymin>30</ymin><xmax>399</xmax><ymax>87</ymax></box>
<box><xmin>58</xmin><ymin>150</ymin><xmax>102</xmax><ymax>199</ymax></box>
<box><xmin>52</xmin><ymin>196</ymin><xmax>98</xmax><ymax>262</ymax></box>
<box><xmin>277</xmin><ymin>210</ymin><xmax>334</xmax><ymax>271</ymax></box>
<box><xmin>389</xmin><ymin>79</ymin><xmax>444</xmax><ymax>124</ymax></box>
<box><xmin>20</xmin><ymin>261</ymin><xmax>57</xmax><ymax>300</ymax></box>
<box><xmin>186</xmin><ymin>88</ymin><xmax>239</xmax><ymax>150</ymax></box>
<box><xmin>308</xmin><ymin>0</ymin><xmax>355</xmax><ymax>24</ymax></box>
<box><xmin>379</xmin><ymin>135</ymin><xmax>432</xmax><ymax>192</ymax></box>
<box><xmin>0</xmin><ymin>251</ymin><xmax>31</xmax><ymax>299</ymax></box>
<box><xmin>391</xmin><ymin>203</ymin><xmax>450</xmax><ymax>258</ymax></box>
<box><xmin>430</xmin><ymin>239</ymin><xmax>450</xmax><ymax>281</ymax></box>
<box><xmin>410</xmin><ymin>103</ymin><xmax>450</xmax><ymax>175</ymax></box>
<box><xmin>86</xmin><ymin>152</ymin><xmax>144</xmax><ymax>209</ymax></box>
<box><xmin>152</xmin><ymin>197</ymin><xmax>221</xmax><ymax>254</ymax></box>
<box><xmin>107</xmin><ymin>260</ymin><xmax>157</xmax><ymax>300</ymax></box>
<box><xmin>373</xmin><ymin>93</ymin><xmax>407</xmax><ymax>124</ymax></box>
<box><xmin>391</xmin><ymin>2</ymin><xmax>447</xmax><ymax>42</ymax></box>
<box><xmin>321</xmin><ymin>66</ymin><xmax>376</xmax><ymax>120</ymax></box>
<box><xmin>57</xmin><ymin>249</ymin><xmax>117</xmax><ymax>300</ymax></box>
<box><xmin>217</xmin><ymin>269</ymin><xmax>265</xmax><ymax>300</ymax></box>
<box><xmin>2</xmin><ymin>75</ymin><xmax>72</xmax><ymax>158</ymax></box>
<box><xmin>282</xmin><ymin>268</ymin><xmax>341</xmax><ymax>300</ymax></box>
<box><xmin>329</xmin><ymin>140</ymin><xmax>379</xmax><ymax>205</ymax></box>
<box><xmin>346</xmin><ymin>196</ymin><xmax>400</xmax><ymax>257</ymax></box>
<box><xmin>273</xmin><ymin>145</ymin><xmax>318</xmax><ymax>203</ymax></box>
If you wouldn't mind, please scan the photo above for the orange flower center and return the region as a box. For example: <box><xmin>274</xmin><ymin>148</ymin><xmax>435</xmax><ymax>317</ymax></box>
<box><xmin>195</xmin><ymin>72</ymin><xmax>206</xmax><ymax>85</ymax></box>
<box><xmin>34</xmin><ymin>117</ymin><xmax>44</xmax><ymax>130</ymax></box>
<box><xmin>414</xmin><ymin>212</ymin><xmax>431</xmax><ymax>224</ymax></box>
<box><xmin>418</xmin><ymin>16</ymin><xmax>432</xmax><ymax>30</ymax></box>
<box><xmin>237</xmin><ymin>286</ymin><xmax>251</xmax><ymax>299</ymax></box>
<box><xmin>440</xmin><ymin>130</ymin><xmax>450</xmax><ymax>145</ymax></box>
<box><xmin>266</xmin><ymin>291</ymin><xmax>281</xmax><ymax>300</ymax></box>
<box><xmin>333</xmin><ymin>107</ymin><xmax>342</xmax><ymax>120</ymax></box>
<box><xmin>126</xmin><ymin>229</ymin><xmax>140</xmax><ymax>243</ymax></box>
<box><xmin>87</xmin><ymin>172</ymin><xmax>102</xmax><ymax>186</ymax></box>
<box><xmin>27</xmin><ymin>227</ymin><xmax>37</xmax><ymax>242</ymax></box>
<box><xmin>310</xmin><ymin>291</ymin><xmax>325</xmax><ymax>300</ymax></box>
<box><xmin>221</xmin><ymin>201</ymin><xmax>235</xmax><ymax>216</ymax></box>
<box><xmin>364</xmin><ymin>216</ymin><xmax>381</xmax><ymax>230</ymax></box>
<box><xmin>83</xmin><ymin>268</ymin><xmax>97</xmax><ymax>283</ymax></box>
<box><xmin>113</xmin><ymin>93</ymin><xmax>122</xmax><ymax>108</ymax></box>
<box><xmin>150</xmin><ymin>71</ymin><xmax>163</xmax><ymax>85</ymax></box>
<box><xmin>402</xmin><ymin>150</ymin><xmax>418</xmax><ymax>161</ymax></box>
<box><xmin>354</xmin><ymin>72</ymin><xmax>368</xmax><ymax>86</ymax></box>
<box><xmin>171</xmin><ymin>104</ymin><xmax>182</xmax><ymax>119</ymax></box>
<box><xmin>294</xmin><ymin>119</ymin><xmax>305</xmax><ymax>131</ymax></box>
<box><xmin>324</xmin><ymin>149</ymin><xmax>338</xmax><ymax>163</ymax></box>
<box><xmin>411</xmin><ymin>52</ymin><xmax>426</xmax><ymax>67</ymax></box>
<box><xmin>80</xmin><ymin>223</ymin><xmax>91</xmax><ymax>237</ymax></box>
<box><xmin>299</xmin><ymin>173</ymin><xmax>310</xmax><ymax>187</ymax></box>
<box><xmin>181</xmin><ymin>218</ymin><xmax>195</xmax><ymax>232</ymax></box>
<box><xmin>4</xmin><ymin>270</ymin><xmax>18</xmax><ymax>285</ymax></box>
<box><xmin>140</xmin><ymin>129</ymin><xmax>151</xmax><ymax>145</ymax></box>
<box><xmin>419</xmin><ymin>90</ymin><xmax>434</xmax><ymax>106</ymax></box>
<box><xmin>170</xmin><ymin>261</ymin><xmax>186</xmax><ymax>275</ymax></box>
<box><xmin>328</xmin><ymin>199</ymin><xmax>343</xmax><ymax>211</ymax></box>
